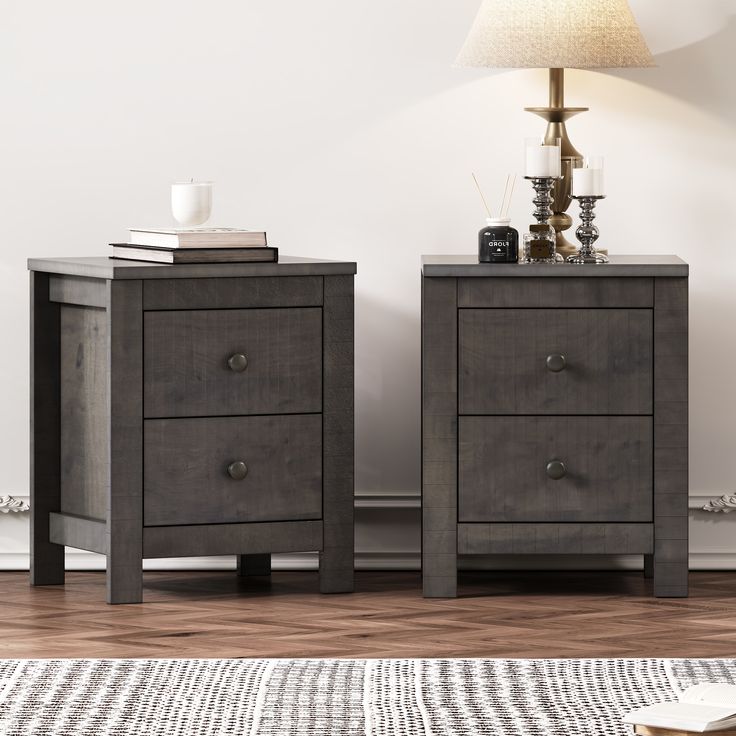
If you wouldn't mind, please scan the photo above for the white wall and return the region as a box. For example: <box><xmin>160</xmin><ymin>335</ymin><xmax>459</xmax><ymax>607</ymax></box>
<box><xmin>1</xmin><ymin>0</ymin><xmax>735</xmax><ymax>569</ymax></box>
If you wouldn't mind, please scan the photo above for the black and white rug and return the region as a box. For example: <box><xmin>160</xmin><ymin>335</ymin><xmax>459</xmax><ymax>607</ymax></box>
<box><xmin>0</xmin><ymin>658</ymin><xmax>734</xmax><ymax>735</ymax></box>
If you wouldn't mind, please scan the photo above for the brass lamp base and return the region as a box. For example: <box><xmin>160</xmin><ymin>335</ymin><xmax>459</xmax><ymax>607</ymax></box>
<box><xmin>525</xmin><ymin>68</ymin><xmax>587</xmax><ymax>260</ymax></box>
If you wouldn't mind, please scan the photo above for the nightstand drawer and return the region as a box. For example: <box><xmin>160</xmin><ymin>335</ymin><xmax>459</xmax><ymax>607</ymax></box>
<box><xmin>458</xmin><ymin>416</ymin><xmax>653</xmax><ymax>523</ymax></box>
<box><xmin>144</xmin><ymin>414</ymin><xmax>322</xmax><ymax>526</ymax></box>
<box><xmin>458</xmin><ymin>277</ymin><xmax>653</xmax><ymax>308</ymax></box>
<box><xmin>459</xmin><ymin>308</ymin><xmax>652</xmax><ymax>415</ymax></box>
<box><xmin>144</xmin><ymin>307</ymin><xmax>322</xmax><ymax>418</ymax></box>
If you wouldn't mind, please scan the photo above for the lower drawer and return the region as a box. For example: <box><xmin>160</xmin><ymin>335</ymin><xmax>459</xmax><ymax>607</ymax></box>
<box><xmin>459</xmin><ymin>416</ymin><xmax>652</xmax><ymax>523</ymax></box>
<box><xmin>144</xmin><ymin>414</ymin><xmax>322</xmax><ymax>526</ymax></box>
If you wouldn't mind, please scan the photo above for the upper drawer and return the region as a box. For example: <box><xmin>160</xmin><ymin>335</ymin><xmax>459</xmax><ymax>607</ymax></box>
<box><xmin>459</xmin><ymin>415</ymin><xmax>653</xmax><ymax>523</ymax></box>
<box><xmin>458</xmin><ymin>277</ymin><xmax>653</xmax><ymax>308</ymax></box>
<box><xmin>459</xmin><ymin>309</ymin><xmax>652</xmax><ymax>415</ymax></box>
<box><xmin>144</xmin><ymin>307</ymin><xmax>322</xmax><ymax>418</ymax></box>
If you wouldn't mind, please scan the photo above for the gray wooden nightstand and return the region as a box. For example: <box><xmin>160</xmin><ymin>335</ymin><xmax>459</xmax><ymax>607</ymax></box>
<box><xmin>421</xmin><ymin>255</ymin><xmax>689</xmax><ymax>598</ymax></box>
<box><xmin>29</xmin><ymin>256</ymin><xmax>355</xmax><ymax>603</ymax></box>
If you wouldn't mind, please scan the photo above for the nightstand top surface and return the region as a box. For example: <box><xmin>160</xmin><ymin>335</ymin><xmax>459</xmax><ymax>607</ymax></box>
<box><xmin>28</xmin><ymin>255</ymin><xmax>357</xmax><ymax>279</ymax></box>
<box><xmin>421</xmin><ymin>254</ymin><xmax>687</xmax><ymax>278</ymax></box>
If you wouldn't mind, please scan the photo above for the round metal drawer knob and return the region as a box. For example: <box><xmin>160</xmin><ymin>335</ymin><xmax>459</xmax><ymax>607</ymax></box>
<box><xmin>546</xmin><ymin>353</ymin><xmax>566</xmax><ymax>372</ymax></box>
<box><xmin>228</xmin><ymin>353</ymin><xmax>248</xmax><ymax>373</ymax></box>
<box><xmin>546</xmin><ymin>459</ymin><xmax>567</xmax><ymax>480</ymax></box>
<box><xmin>227</xmin><ymin>461</ymin><xmax>248</xmax><ymax>480</ymax></box>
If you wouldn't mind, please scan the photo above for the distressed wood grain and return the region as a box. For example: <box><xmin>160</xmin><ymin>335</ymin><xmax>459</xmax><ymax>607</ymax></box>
<box><xmin>458</xmin><ymin>276</ymin><xmax>653</xmax><ymax>308</ymax></box>
<box><xmin>459</xmin><ymin>308</ymin><xmax>653</xmax><ymax>415</ymax></box>
<box><xmin>422</xmin><ymin>277</ymin><xmax>458</xmax><ymax>597</ymax></box>
<box><xmin>60</xmin><ymin>305</ymin><xmax>108</xmax><ymax>521</ymax></box>
<box><xmin>459</xmin><ymin>416</ymin><xmax>653</xmax><ymax>523</ymax></box>
<box><xmin>143</xmin><ymin>276</ymin><xmax>323</xmax><ymax>310</ymax></box>
<box><xmin>144</xmin><ymin>307</ymin><xmax>322</xmax><ymax>418</ymax></box>
<box><xmin>144</xmin><ymin>415</ymin><xmax>322</xmax><ymax>526</ymax></box>
<box><xmin>653</xmin><ymin>277</ymin><xmax>689</xmax><ymax>597</ymax></box>
<box><xmin>319</xmin><ymin>275</ymin><xmax>355</xmax><ymax>593</ymax></box>
<box><xmin>106</xmin><ymin>280</ymin><xmax>144</xmax><ymax>604</ymax></box>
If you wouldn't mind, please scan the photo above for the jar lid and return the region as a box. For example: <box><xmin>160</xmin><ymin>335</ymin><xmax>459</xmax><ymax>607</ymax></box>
<box><xmin>529</xmin><ymin>224</ymin><xmax>553</xmax><ymax>233</ymax></box>
<box><xmin>486</xmin><ymin>218</ymin><xmax>511</xmax><ymax>226</ymax></box>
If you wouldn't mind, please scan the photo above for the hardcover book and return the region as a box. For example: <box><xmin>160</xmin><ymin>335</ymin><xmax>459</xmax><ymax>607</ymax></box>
<box><xmin>624</xmin><ymin>684</ymin><xmax>736</xmax><ymax>733</ymax></box>
<box><xmin>111</xmin><ymin>244</ymin><xmax>278</xmax><ymax>264</ymax></box>
<box><xmin>128</xmin><ymin>227</ymin><xmax>267</xmax><ymax>248</ymax></box>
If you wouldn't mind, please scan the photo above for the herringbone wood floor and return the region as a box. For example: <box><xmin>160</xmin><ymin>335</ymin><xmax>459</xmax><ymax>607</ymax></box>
<box><xmin>2</xmin><ymin>571</ymin><xmax>736</xmax><ymax>659</ymax></box>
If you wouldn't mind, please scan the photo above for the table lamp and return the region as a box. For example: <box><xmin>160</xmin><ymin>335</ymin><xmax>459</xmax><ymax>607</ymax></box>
<box><xmin>456</xmin><ymin>0</ymin><xmax>654</xmax><ymax>258</ymax></box>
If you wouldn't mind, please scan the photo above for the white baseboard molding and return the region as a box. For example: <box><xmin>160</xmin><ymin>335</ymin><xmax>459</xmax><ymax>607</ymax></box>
<box><xmin>1</xmin><ymin>551</ymin><xmax>735</xmax><ymax>571</ymax></box>
<box><xmin>689</xmin><ymin>494</ymin><xmax>736</xmax><ymax>512</ymax></box>
<box><xmin>0</xmin><ymin>551</ymin><xmax>420</xmax><ymax>572</ymax></box>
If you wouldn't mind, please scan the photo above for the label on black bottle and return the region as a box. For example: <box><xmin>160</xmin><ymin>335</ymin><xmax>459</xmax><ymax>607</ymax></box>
<box><xmin>479</xmin><ymin>226</ymin><xmax>518</xmax><ymax>263</ymax></box>
<box><xmin>482</xmin><ymin>238</ymin><xmax>517</xmax><ymax>262</ymax></box>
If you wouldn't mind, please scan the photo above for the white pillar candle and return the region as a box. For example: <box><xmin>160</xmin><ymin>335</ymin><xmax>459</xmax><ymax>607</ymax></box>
<box><xmin>572</xmin><ymin>161</ymin><xmax>605</xmax><ymax>196</ymax></box>
<box><xmin>525</xmin><ymin>140</ymin><xmax>561</xmax><ymax>178</ymax></box>
<box><xmin>171</xmin><ymin>181</ymin><xmax>213</xmax><ymax>227</ymax></box>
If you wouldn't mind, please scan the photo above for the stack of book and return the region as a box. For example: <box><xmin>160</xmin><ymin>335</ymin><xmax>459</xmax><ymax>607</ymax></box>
<box><xmin>624</xmin><ymin>684</ymin><xmax>736</xmax><ymax>734</ymax></box>
<box><xmin>111</xmin><ymin>228</ymin><xmax>277</xmax><ymax>264</ymax></box>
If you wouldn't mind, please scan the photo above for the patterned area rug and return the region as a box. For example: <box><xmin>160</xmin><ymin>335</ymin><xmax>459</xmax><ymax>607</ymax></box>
<box><xmin>0</xmin><ymin>658</ymin><xmax>734</xmax><ymax>735</ymax></box>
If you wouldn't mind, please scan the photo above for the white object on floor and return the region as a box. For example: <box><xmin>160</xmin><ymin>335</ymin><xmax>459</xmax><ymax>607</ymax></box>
<box><xmin>624</xmin><ymin>683</ymin><xmax>736</xmax><ymax>732</ymax></box>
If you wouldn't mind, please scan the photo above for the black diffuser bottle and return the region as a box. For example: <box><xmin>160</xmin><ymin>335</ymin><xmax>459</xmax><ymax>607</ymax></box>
<box><xmin>478</xmin><ymin>217</ymin><xmax>519</xmax><ymax>263</ymax></box>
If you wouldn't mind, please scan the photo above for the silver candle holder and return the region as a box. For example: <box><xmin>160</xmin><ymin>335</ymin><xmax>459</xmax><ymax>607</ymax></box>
<box><xmin>524</xmin><ymin>176</ymin><xmax>557</xmax><ymax>227</ymax></box>
<box><xmin>524</xmin><ymin>176</ymin><xmax>564</xmax><ymax>263</ymax></box>
<box><xmin>568</xmin><ymin>195</ymin><xmax>609</xmax><ymax>264</ymax></box>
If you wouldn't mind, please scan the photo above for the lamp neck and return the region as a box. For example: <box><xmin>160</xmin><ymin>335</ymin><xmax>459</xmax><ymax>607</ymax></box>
<box><xmin>549</xmin><ymin>68</ymin><xmax>564</xmax><ymax>108</ymax></box>
<box><xmin>524</xmin><ymin>66</ymin><xmax>586</xmax><ymax>157</ymax></box>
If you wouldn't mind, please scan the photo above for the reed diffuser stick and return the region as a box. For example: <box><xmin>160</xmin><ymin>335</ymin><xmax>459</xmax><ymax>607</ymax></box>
<box><xmin>499</xmin><ymin>174</ymin><xmax>512</xmax><ymax>219</ymax></box>
<box><xmin>502</xmin><ymin>174</ymin><xmax>516</xmax><ymax>218</ymax></box>
<box><xmin>471</xmin><ymin>173</ymin><xmax>493</xmax><ymax>219</ymax></box>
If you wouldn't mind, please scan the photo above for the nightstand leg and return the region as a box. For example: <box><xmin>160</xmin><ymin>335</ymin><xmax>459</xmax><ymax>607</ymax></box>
<box><xmin>237</xmin><ymin>554</ymin><xmax>271</xmax><ymax>576</ymax></box>
<box><xmin>422</xmin><ymin>277</ymin><xmax>458</xmax><ymax>598</ymax></box>
<box><xmin>653</xmin><ymin>540</ymin><xmax>688</xmax><ymax>598</ymax></box>
<box><xmin>422</xmin><ymin>569</ymin><xmax>457</xmax><ymax>598</ymax></box>
<box><xmin>423</xmin><ymin>499</ymin><xmax>457</xmax><ymax>597</ymax></box>
<box><xmin>30</xmin><ymin>272</ymin><xmax>65</xmax><ymax>586</ymax></box>
<box><xmin>653</xmin><ymin>278</ymin><xmax>688</xmax><ymax>598</ymax></box>
<box><xmin>319</xmin><ymin>540</ymin><xmax>353</xmax><ymax>593</ymax></box>
<box><xmin>644</xmin><ymin>554</ymin><xmax>654</xmax><ymax>578</ymax></box>
<box><xmin>106</xmin><ymin>280</ymin><xmax>143</xmax><ymax>604</ymax></box>
<box><xmin>107</xmin><ymin>529</ymin><xmax>143</xmax><ymax>605</ymax></box>
<box><xmin>320</xmin><ymin>275</ymin><xmax>354</xmax><ymax>594</ymax></box>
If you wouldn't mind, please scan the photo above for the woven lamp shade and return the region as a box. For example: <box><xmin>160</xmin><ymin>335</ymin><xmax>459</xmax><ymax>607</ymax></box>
<box><xmin>456</xmin><ymin>0</ymin><xmax>654</xmax><ymax>69</ymax></box>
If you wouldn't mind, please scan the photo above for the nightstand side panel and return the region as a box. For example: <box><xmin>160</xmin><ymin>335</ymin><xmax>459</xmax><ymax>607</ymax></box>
<box><xmin>60</xmin><ymin>303</ymin><xmax>109</xmax><ymax>521</ymax></box>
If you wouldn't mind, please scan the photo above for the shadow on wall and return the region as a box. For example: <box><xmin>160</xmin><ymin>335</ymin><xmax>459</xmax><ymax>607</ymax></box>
<box><xmin>355</xmin><ymin>290</ymin><xmax>420</xmax><ymax>495</ymax></box>
<box><xmin>614</xmin><ymin>14</ymin><xmax>736</xmax><ymax>122</ymax></box>
<box><xmin>575</xmin><ymin>20</ymin><xmax>736</xmax><ymax>495</ymax></box>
